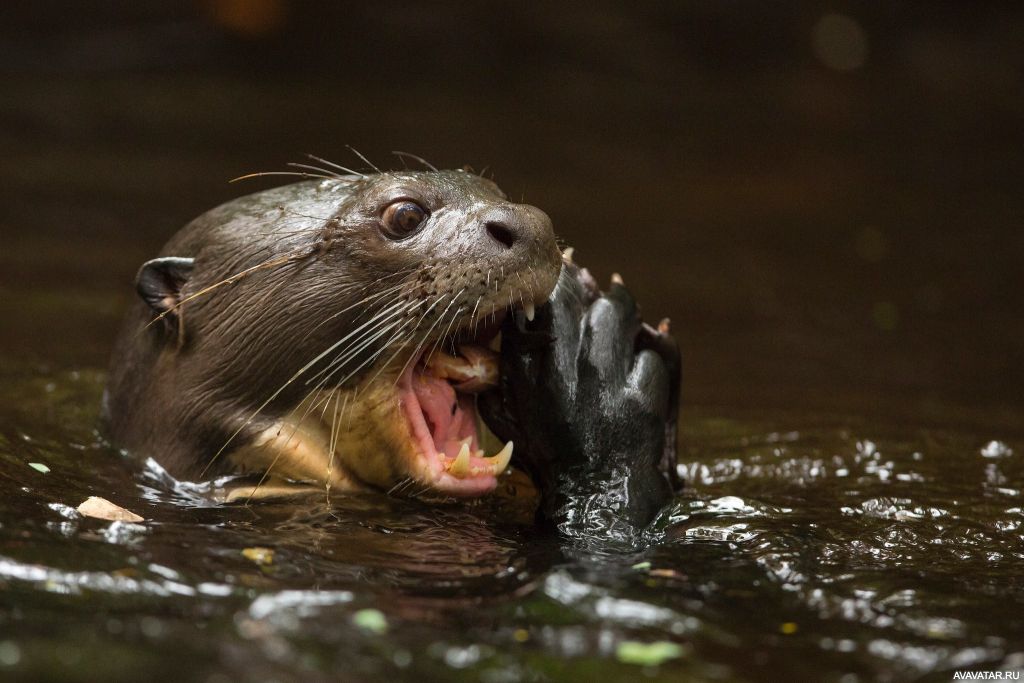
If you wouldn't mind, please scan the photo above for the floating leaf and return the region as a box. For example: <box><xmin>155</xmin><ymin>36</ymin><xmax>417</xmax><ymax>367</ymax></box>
<box><xmin>242</xmin><ymin>547</ymin><xmax>275</xmax><ymax>565</ymax></box>
<box><xmin>616</xmin><ymin>640</ymin><xmax>684</xmax><ymax>666</ymax></box>
<box><xmin>352</xmin><ymin>608</ymin><xmax>388</xmax><ymax>634</ymax></box>
<box><xmin>77</xmin><ymin>496</ymin><xmax>144</xmax><ymax>523</ymax></box>
<box><xmin>28</xmin><ymin>462</ymin><xmax>50</xmax><ymax>474</ymax></box>
<box><xmin>649</xmin><ymin>568</ymin><xmax>686</xmax><ymax>580</ymax></box>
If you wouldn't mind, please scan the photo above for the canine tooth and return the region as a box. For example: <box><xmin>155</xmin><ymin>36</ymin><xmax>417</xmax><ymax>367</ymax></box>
<box><xmin>524</xmin><ymin>302</ymin><xmax>535</xmax><ymax>322</ymax></box>
<box><xmin>450</xmin><ymin>442</ymin><xmax>471</xmax><ymax>478</ymax></box>
<box><xmin>487</xmin><ymin>441</ymin><xmax>514</xmax><ymax>475</ymax></box>
<box><xmin>562</xmin><ymin>247</ymin><xmax>575</xmax><ymax>264</ymax></box>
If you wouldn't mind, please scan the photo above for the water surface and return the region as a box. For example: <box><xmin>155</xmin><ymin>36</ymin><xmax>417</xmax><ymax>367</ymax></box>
<box><xmin>1</xmin><ymin>366</ymin><xmax>1021</xmax><ymax>681</ymax></box>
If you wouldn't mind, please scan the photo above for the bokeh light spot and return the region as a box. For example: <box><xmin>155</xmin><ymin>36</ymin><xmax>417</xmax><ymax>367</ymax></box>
<box><xmin>204</xmin><ymin>0</ymin><xmax>286</xmax><ymax>38</ymax></box>
<box><xmin>812</xmin><ymin>13</ymin><xmax>868</xmax><ymax>71</ymax></box>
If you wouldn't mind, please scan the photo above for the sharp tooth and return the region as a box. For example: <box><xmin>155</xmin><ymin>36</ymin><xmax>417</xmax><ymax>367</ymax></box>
<box><xmin>524</xmin><ymin>302</ymin><xmax>535</xmax><ymax>322</ymax></box>
<box><xmin>449</xmin><ymin>442</ymin><xmax>471</xmax><ymax>478</ymax></box>
<box><xmin>488</xmin><ymin>331</ymin><xmax>502</xmax><ymax>352</ymax></box>
<box><xmin>562</xmin><ymin>247</ymin><xmax>575</xmax><ymax>264</ymax></box>
<box><xmin>486</xmin><ymin>441</ymin><xmax>514</xmax><ymax>475</ymax></box>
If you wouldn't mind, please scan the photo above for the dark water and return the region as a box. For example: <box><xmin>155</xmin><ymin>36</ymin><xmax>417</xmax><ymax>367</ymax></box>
<box><xmin>3</xmin><ymin>369</ymin><xmax>1022</xmax><ymax>681</ymax></box>
<box><xmin>2</xmin><ymin>3</ymin><xmax>1023</xmax><ymax>682</ymax></box>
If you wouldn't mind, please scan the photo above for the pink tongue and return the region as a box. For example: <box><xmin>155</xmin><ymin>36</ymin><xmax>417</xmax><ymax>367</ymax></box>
<box><xmin>410</xmin><ymin>368</ymin><xmax>478</xmax><ymax>458</ymax></box>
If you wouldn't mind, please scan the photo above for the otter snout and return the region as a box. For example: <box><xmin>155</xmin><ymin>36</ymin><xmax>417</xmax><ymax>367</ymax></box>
<box><xmin>476</xmin><ymin>203</ymin><xmax>561</xmax><ymax>294</ymax></box>
<box><xmin>481</xmin><ymin>204</ymin><xmax>552</xmax><ymax>253</ymax></box>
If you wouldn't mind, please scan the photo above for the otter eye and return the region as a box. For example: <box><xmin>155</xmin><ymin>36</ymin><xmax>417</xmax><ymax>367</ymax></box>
<box><xmin>381</xmin><ymin>201</ymin><xmax>428</xmax><ymax>239</ymax></box>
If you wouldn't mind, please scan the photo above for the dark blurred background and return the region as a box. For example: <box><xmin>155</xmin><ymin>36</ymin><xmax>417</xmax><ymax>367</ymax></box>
<box><xmin>1</xmin><ymin>1</ymin><xmax>1022</xmax><ymax>429</ymax></box>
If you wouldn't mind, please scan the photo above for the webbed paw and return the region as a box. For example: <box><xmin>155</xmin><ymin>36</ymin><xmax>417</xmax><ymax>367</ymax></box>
<box><xmin>481</xmin><ymin>261</ymin><xmax>682</xmax><ymax>528</ymax></box>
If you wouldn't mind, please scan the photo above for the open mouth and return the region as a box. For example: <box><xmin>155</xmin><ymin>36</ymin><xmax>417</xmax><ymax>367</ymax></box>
<box><xmin>397</xmin><ymin>303</ymin><xmax>534</xmax><ymax>497</ymax></box>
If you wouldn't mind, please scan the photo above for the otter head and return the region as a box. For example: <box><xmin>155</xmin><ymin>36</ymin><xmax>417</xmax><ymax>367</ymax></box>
<box><xmin>126</xmin><ymin>169</ymin><xmax>561</xmax><ymax>499</ymax></box>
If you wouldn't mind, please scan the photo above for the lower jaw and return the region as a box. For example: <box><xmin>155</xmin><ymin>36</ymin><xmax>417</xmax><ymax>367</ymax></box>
<box><xmin>417</xmin><ymin>461</ymin><xmax>499</xmax><ymax>497</ymax></box>
<box><xmin>397</xmin><ymin>346</ymin><xmax>510</xmax><ymax>498</ymax></box>
<box><xmin>325</xmin><ymin>305</ymin><xmax>522</xmax><ymax>498</ymax></box>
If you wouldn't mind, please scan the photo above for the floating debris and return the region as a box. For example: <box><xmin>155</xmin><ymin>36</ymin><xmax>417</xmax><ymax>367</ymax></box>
<box><xmin>615</xmin><ymin>640</ymin><xmax>685</xmax><ymax>666</ymax></box>
<box><xmin>649</xmin><ymin>569</ymin><xmax>686</xmax><ymax>580</ymax></box>
<box><xmin>242</xmin><ymin>547</ymin><xmax>275</xmax><ymax>566</ymax></box>
<box><xmin>76</xmin><ymin>496</ymin><xmax>144</xmax><ymax>523</ymax></box>
<box><xmin>27</xmin><ymin>462</ymin><xmax>50</xmax><ymax>474</ymax></box>
<box><xmin>352</xmin><ymin>608</ymin><xmax>388</xmax><ymax>634</ymax></box>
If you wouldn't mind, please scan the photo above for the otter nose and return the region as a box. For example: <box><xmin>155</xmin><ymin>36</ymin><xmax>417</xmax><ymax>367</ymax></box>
<box><xmin>481</xmin><ymin>204</ymin><xmax>551</xmax><ymax>252</ymax></box>
<box><xmin>485</xmin><ymin>220</ymin><xmax>518</xmax><ymax>250</ymax></box>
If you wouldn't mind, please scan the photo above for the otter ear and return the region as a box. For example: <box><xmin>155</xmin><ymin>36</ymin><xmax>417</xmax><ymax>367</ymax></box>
<box><xmin>135</xmin><ymin>257</ymin><xmax>194</xmax><ymax>316</ymax></box>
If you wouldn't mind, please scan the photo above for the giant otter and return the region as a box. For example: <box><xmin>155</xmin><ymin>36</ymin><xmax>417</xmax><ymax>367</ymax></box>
<box><xmin>105</xmin><ymin>168</ymin><xmax>681</xmax><ymax>529</ymax></box>
<box><xmin>105</xmin><ymin>170</ymin><xmax>560</xmax><ymax>498</ymax></box>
